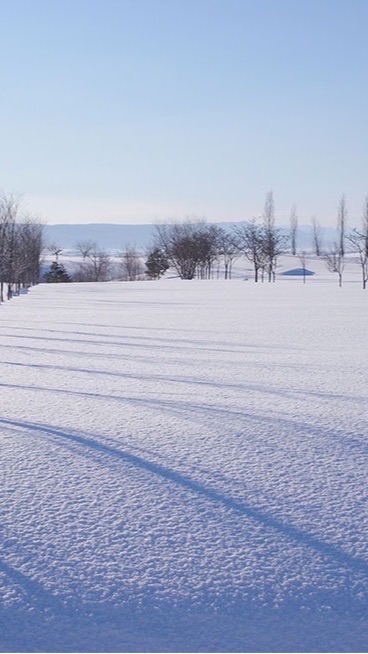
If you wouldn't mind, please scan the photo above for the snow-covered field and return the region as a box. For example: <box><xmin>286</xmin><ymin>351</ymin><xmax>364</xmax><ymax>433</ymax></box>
<box><xmin>1</xmin><ymin>263</ymin><xmax>368</xmax><ymax>652</ymax></box>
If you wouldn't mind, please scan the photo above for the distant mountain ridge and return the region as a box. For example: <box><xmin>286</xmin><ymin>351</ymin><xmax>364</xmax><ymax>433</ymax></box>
<box><xmin>44</xmin><ymin>223</ymin><xmax>155</xmax><ymax>251</ymax></box>
<box><xmin>45</xmin><ymin>222</ymin><xmax>339</xmax><ymax>252</ymax></box>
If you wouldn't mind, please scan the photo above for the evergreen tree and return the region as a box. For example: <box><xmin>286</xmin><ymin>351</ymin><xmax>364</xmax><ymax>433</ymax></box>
<box><xmin>44</xmin><ymin>261</ymin><xmax>71</xmax><ymax>283</ymax></box>
<box><xmin>145</xmin><ymin>247</ymin><xmax>169</xmax><ymax>279</ymax></box>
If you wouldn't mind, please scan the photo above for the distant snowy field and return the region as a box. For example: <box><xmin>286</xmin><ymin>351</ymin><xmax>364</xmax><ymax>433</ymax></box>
<box><xmin>1</xmin><ymin>261</ymin><xmax>368</xmax><ymax>652</ymax></box>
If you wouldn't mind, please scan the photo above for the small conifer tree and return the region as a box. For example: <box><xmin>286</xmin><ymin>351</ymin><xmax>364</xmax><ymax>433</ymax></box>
<box><xmin>145</xmin><ymin>247</ymin><xmax>169</xmax><ymax>279</ymax></box>
<box><xmin>44</xmin><ymin>261</ymin><xmax>71</xmax><ymax>283</ymax></box>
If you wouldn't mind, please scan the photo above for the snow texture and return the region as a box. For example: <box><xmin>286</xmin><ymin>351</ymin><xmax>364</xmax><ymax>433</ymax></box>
<box><xmin>1</xmin><ymin>264</ymin><xmax>368</xmax><ymax>652</ymax></box>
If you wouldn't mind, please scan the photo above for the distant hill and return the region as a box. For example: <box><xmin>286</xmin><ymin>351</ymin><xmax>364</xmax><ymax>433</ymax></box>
<box><xmin>44</xmin><ymin>222</ymin><xmax>338</xmax><ymax>253</ymax></box>
<box><xmin>44</xmin><ymin>223</ymin><xmax>155</xmax><ymax>251</ymax></box>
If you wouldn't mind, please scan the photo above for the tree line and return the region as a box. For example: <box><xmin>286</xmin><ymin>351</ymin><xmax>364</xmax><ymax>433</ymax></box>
<box><xmin>45</xmin><ymin>190</ymin><xmax>368</xmax><ymax>288</ymax></box>
<box><xmin>0</xmin><ymin>194</ymin><xmax>44</xmax><ymax>303</ymax></box>
<box><xmin>2</xmin><ymin>188</ymin><xmax>366</xmax><ymax>295</ymax></box>
<box><xmin>150</xmin><ymin>192</ymin><xmax>368</xmax><ymax>287</ymax></box>
<box><xmin>46</xmin><ymin>240</ymin><xmax>149</xmax><ymax>283</ymax></box>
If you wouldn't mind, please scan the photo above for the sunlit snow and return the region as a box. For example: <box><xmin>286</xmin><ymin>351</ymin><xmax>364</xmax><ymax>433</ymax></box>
<box><xmin>1</xmin><ymin>262</ymin><xmax>368</xmax><ymax>652</ymax></box>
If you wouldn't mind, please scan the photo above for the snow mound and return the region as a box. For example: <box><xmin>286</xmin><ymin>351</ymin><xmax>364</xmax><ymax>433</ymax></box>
<box><xmin>282</xmin><ymin>267</ymin><xmax>315</xmax><ymax>276</ymax></box>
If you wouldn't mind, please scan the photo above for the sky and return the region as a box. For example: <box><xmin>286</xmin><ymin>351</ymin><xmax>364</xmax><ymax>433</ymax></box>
<box><xmin>0</xmin><ymin>0</ymin><xmax>368</xmax><ymax>226</ymax></box>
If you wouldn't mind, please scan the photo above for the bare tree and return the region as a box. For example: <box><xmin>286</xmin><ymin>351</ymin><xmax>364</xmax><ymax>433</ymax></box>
<box><xmin>74</xmin><ymin>242</ymin><xmax>112</xmax><ymax>282</ymax></box>
<box><xmin>346</xmin><ymin>195</ymin><xmax>368</xmax><ymax>289</ymax></box>
<box><xmin>216</xmin><ymin>228</ymin><xmax>239</xmax><ymax>280</ymax></box>
<box><xmin>153</xmin><ymin>219</ymin><xmax>218</xmax><ymax>280</ymax></box>
<box><xmin>325</xmin><ymin>243</ymin><xmax>345</xmax><ymax>287</ymax></box>
<box><xmin>120</xmin><ymin>245</ymin><xmax>143</xmax><ymax>281</ymax></box>
<box><xmin>262</xmin><ymin>191</ymin><xmax>289</xmax><ymax>282</ymax></box>
<box><xmin>75</xmin><ymin>240</ymin><xmax>95</xmax><ymax>261</ymax></box>
<box><xmin>290</xmin><ymin>204</ymin><xmax>298</xmax><ymax>255</ymax></box>
<box><xmin>337</xmin><ymin>194</ymin><xmax>347</xmax><ymax>257</ymax></box>
<box><xmin>154</xmin><ymin>221</ymin><xmax>196</xmax><ymax>280</ymax></box>
<box><xmin>7</xmin><ymin>222</ymin><xmax>24</xmax><ymax>296</ymax></box>
<box><xmin>311</xmin><ymin>216</ymin><xmax>323</xmax><ymax>256</ymax></box>
<box><xmin>0</xmin><ymin>194</ymin><xmax>19</xmax><ymax>300</ymax></box>
<box><xmin>263</xmin><ymin>190</ymin><xmax>275</xmax><ymax>282</ymax></box>
<box><xmin>195</xmin><ymin>224</ymin><xmax>220</xmax><ymax>279</ymax></box>
<box><xmin>23</xmin><ymin>218</ymin><xmax>45</xmax><ymax>287</ymax></box>
<box><xmin>233</xmin><ymin>219</ymin><xmax>266</xmax><ymax>282</ymax></box>
<box><xmin>48</xmin><ymin>243</ymin><xmax>62</xmax><ymax>262</ymax></box>
<box><xmin>263</xmin><ymin>190</ymin><xmax>275</xmax><ymax>229</ymax></box>
<box><xmin>325</xmin><ymin>195</ymin><xmax>347</xmax><ymax>287</ymax></box>
<box><xmin>12</xmin><ymin>218</ymin><xmax>45</xmax><ymax>293</ymax></box>
<box><xmin>298</xmin><ymin>250</ymin><xmax>308</xmax><ymax>284</ymax></box>
<box><xmin>0</xmin><ymin>195</ymin><xmax>44</xmax><ymax>301</ymax></box>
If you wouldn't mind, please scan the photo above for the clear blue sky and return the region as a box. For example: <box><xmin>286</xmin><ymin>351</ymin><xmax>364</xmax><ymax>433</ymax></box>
<box><xmin>1</xmin><ymin>0</ymin><xmax>367</xmax><ymax>225</ymax></box>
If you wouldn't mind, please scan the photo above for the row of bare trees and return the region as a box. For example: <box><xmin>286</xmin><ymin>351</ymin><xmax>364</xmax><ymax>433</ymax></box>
<box><xmin>153</xmin><ymin>191</ymin><xmax>289</xmax><ymax>281</ymax></box>
<box><xmin>347</xmin><ymin>205</ymin><xmax>368</xmax><ymax>289</ymax></box>
<box><xmin>0</xmin><ymin>195</ymin><xmax>44</xmax><ymax>302</ymax></box>
<box><xmin>289</xmin><ymin>193</ymin><xmax>368</xmax><ymax>288</ymax></box>
<box><xmin>153</xmin><ymin>221</ymin><xmax>233</xmax><ymax>280</ymax></box>
<box><xmin>288</xmin><ymin>205</ymin><xmax>323</xmax><ymax>257</ymax></box>
<box><xmin>47</xmin><ymin>240</ymin><xmax>150</xmax><ymax>283</ymax></box>
<box><xmin>324</xmin><ymin>194</ymin><xmax>368</xmax><ymax>288</ymax></box>
<box><xmin>46</xmin><ymin>191</ymin><xmax>368</xmax><ymax>289</ymax></box>
<box><xmin>288</xmin><ymin>194</ymin><xmax>368</xmax><ymax>288</ymax></box>
<box><xmin>68</xmin><ymin>241</ymin><xmax>144</xmax><ymax>282</ymax></box>
<box><xmin>152</xmin><ymin>192</ymin><xmax>368</xmax><ymax>287</ymax></box>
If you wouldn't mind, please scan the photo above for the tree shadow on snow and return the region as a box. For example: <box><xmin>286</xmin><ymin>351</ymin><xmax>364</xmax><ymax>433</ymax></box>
<box><xmin>1</xmin><ymin>418</ymin><xmax>368</xmax><ymax>579</ymax></box>
<box><xmin>0</xmin><ymin>383</ymin><xmax>367</xmax><ymax>457</ymax></box>
<box><xmin>2</xmin><ymin>418</ymin><xmax>368</xmax><ymax>651</ymax></box>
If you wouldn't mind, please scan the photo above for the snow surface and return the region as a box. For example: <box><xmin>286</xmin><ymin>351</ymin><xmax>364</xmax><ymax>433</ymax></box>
<box><xmin>1</xmin><ymin>266</ymin><xmax>368</xmax><ymax>652</ymax></box>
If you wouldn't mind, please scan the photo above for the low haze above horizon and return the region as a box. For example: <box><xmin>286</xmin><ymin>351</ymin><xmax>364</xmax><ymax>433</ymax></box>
<box><xmin>1</xmin><ymin>0</ymin><xmax>368</xmax><ymax>227</ymax></box>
